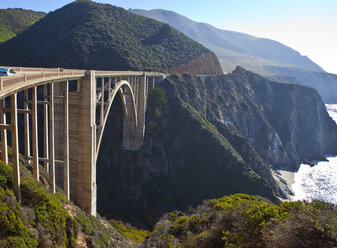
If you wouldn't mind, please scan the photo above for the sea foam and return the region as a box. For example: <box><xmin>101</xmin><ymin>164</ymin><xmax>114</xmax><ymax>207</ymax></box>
<box><xmin>292</xmin><ymin>104</ymin><xmax>337</xmax><ymax>203</ymax></box>
<box><xmin>326</xmin><ymin>104</ymin><xmax>337</xmax><ymax>124</ymax></box>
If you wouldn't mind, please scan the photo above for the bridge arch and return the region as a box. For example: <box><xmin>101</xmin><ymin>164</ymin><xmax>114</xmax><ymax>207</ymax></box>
<box><xmin>96</xmin><ymin>80</ymin><xmax>138</xmax><ymax>158</ymax></box>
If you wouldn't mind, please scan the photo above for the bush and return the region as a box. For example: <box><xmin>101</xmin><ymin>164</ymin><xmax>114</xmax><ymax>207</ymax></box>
<box><xmin>147</xmin><ymin>87</ymin><xmax>166</xmax><ymax>114</ymax></box>
<box><xmin>143</xmin><ymin>194</ymin><xmax>337</xmax><ymax>248</ymax></box>
<box><xmin>109</xmin><ymin>219</ymin><xmax>150</xmax><ymax>243</ymax></box>
<box><xmin>0</xmin><ymin>186</ymin><xmax>37</xmax><ymax>247</ymax></box>
<box><xmin>0</xmin><ymin>160</ymin><xmax>13</xmax><ymax>190</ymax></box>
<box><xmin>20</xmin><ymin>177</ymin><xmax>77</xmax><ymax>247</ymax></box>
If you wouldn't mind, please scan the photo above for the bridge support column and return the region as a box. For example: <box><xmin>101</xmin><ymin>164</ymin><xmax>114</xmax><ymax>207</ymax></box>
<box><xmin>49</xmin><ymin>83</ymin><xmax>56</xmax><ymax>193</ymax></box>
<box><xmin>43</xmin><ymin>86</ymin><xmax>49</xmax><ymax>173</ymax></box>
<box><xmin>70</xmin><ymin>70</ymin><xmax>96</xmax><ymax>216</ymax></box>
<box><xmin>136</xmin><ymin>73</ymin><xmax>147</xmax><ymax>148</ymax></box>
<box><xmin>10</xmin><ymin>94</ymin><xmax>20</xmax><ymax>201</ymax></box>
<box><xmin>32</xmin><ymin>87</ymin><xmax>39</xmax><ymax>181</ymax></box>
<box><xmin>0</xmin><ymin>99</ymin><xmax>8</xmax><ymax>163</ymax></box>
<box><xmin>63</xmin><ymin>81</ymin><xmax>70</xmax><ymax>200</ymax></box>
<box><xmin>24</xmin><ymin>90</ymin><xmax>30</xmax><ymax>158</ymax></box>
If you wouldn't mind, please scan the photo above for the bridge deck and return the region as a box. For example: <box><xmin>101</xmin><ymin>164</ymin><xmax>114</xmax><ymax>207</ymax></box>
<box><xmin>0</xmin><ymin>66</ymin><xmax>166</xmax><ymax>99</ymax></box>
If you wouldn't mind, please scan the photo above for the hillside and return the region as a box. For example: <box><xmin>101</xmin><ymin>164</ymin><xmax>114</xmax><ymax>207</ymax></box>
<box><xmin>131</xmin><ymin>9</ymin><xmax>337</xmax><ymax>103</ymax></box>
<box><xmin>0</xmin><ymin>8</ymin><xmax>45</xmax><ymax>43</ymax></box>
<box><xmin>0</xmin><ymin>159</ymin><xmax>139</xmax><ymax>247</ymax></box>
<box><xmin>143</xmin><ymin>194</ymin><xmax>337</xmax><ymax>248</ymax></box>
<box><xmin>96</xmin><ymin>67</ymin><xmax>337</xmax><ymax>228</ymax></box>
<box><xmin>131</xmin><ymin>9</ymin><xmax>323</xmax><ymax>73</ymax></box>
<box><xmin>266</xmin><ymin>66</ymin><xmax>337</xmax><ymax>104</ymax></box>
<box><xmin>0</xmin><ymin>1</ymin><xmax>222</xmax><ymax>75</ymax></box>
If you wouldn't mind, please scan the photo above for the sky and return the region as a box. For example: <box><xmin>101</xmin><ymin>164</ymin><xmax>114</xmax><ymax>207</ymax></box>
<box><xmin>1</xmin><ymin>0</ymin><xmax>337</xmax><ymax>74</ymax></box>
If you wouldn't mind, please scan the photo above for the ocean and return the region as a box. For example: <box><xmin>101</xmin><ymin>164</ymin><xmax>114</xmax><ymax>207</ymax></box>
<box><xmin>292</xmin><ymin>104</ymin><xmax>337</xmax><ymax>203</ymax></box>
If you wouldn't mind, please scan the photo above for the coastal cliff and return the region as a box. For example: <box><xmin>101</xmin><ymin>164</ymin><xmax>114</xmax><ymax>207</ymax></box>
<box><xmin>96</xmin><ymin>67</ymin><xmax>337</xmax><ymax>227</ymax></box>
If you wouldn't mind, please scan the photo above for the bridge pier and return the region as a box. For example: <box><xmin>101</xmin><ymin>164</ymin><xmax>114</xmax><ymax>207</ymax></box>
<box><xmin>32</xmin><ymin>87</ymin><xmax>39</xmax><ymax>181</ymax></box>
<box><xmin>69</xmin><ymin>70</ymin><xmax>97</xmax><ymax>215</ymax></box>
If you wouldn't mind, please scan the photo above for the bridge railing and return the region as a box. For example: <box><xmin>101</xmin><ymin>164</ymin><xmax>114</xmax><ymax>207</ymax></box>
<box><xmin>0</xmin><ymin>66</ymin><xmax>167</xmax><ymax>93</ymax></box>
<box><xmin>0</xmin><ymin>67</ymin><xmax>86</xmax><ymax>91</ymax></box>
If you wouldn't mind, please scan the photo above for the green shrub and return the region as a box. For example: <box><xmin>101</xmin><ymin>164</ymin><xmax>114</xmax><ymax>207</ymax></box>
<box><xmin>110</xmin><ymin>219</ymin><xmax>150</xmax><ymax>243</ymax></box>
<box><xmin>0</xmin><ymin>187</ymin><xmax>37</xmax><ymax>247</ymax></box>
<box><xmin>0</xmin><ymin>160</ymin><xmax>13</xmax><ymax>190</ymax></box>
<box><xmin>148</xmin><ymin>87</ymin><xmax>166</xmax><ymax>114</ymax></box>
<box><xmin>20</xmin><ymin>177</ymin><xmax>77</xmax><ymax>247</ymax></box>
<box><xmin>143</xmin><ymin>194</ymin><xmax>337</xmax><ymax>248</ymax></box>
<box><xmin>75</xmin><ymin>210</ymin><xmax>112</xmax><ymax>246</ymax></box>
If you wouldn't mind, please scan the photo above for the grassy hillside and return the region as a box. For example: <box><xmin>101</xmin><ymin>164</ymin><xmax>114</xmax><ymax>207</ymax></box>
<box><xmin>0</xmin><ymin>1</ymin><xmax>222</xmax><ymax>75</ymax></box>
<box><xmin>0</xmin><ymin>8</ymin><xmax>45</xmax><ymax>43</ymax></box>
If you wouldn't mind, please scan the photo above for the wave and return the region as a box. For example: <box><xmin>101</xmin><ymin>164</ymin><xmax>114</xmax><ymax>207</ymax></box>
<box><xmin>326</xmin><ymin>104</ymin><xmax>337</xmax><ymax>124</ymax></box>
<box><xmin>292</xmin><ymin>104</ymin><xmax>337</xmax><ymax>203</ymax></box>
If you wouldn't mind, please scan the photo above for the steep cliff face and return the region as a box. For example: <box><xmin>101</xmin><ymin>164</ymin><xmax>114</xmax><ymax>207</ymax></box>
<box><xmin>96</xmin><ymin>68</ymin><xmax>337</xmax><ymax>228</ymax></box>
<box><xmin>97</xmin><ymin>83</ymin><xmax>277</xmax><ymax>228</ymax></box>
<box><xmin>266</xmin><ymin>66</ymin><xmax>337</xmax><ymax>104</ymax></box>
<box><xmin>171</xmin><ymin>52</ymin><xmax>223</xmax><ymax>75</ymax></box>
<box><xmin>171</xmin><ymin>67</ymin><xmax>337</xmax><ymax>168</ymax></box>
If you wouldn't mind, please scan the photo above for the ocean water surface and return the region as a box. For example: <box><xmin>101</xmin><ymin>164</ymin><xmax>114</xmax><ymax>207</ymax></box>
<box><xmin>292</xmin><ymin>104</ymin><xmax>337</xmax><ymax>203</ymax></box>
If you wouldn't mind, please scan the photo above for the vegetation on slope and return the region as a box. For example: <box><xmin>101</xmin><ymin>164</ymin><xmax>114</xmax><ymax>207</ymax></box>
<box><xmin>0</xmin><ymin>160</ymin><xmax>135</xmax><ymax>247</ymax></box>
<box><xmin>143</xmin><ymin>194</ymin><xmax>337</xmax><ymax>248</ymax></box>
<box><xmin>109</xmin><ymin>219</ymin><xmax>150</xmax><ymax>243</ymax></box>
<box><xmin>0</xmin><ymin>8</ymin><xmax>45</xmax><ymax>43</ymax></box>
<box><xmin>0</xmin><ymin>0</ymin><xmax>222</xmax><ymax>75</ymax></box>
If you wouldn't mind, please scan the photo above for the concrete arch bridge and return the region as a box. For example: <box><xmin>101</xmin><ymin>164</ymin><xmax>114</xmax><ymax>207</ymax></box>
<box><xmin>0</xmin><ymin>67</ymin><xmax>166</xmax><ymax>215</ymax></box>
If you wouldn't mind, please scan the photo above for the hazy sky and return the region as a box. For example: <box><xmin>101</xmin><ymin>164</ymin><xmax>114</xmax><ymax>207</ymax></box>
<box><xmin>1</xmin><ymin>0</ymin><xmax>337</xmax><ymax>74</ymax></box>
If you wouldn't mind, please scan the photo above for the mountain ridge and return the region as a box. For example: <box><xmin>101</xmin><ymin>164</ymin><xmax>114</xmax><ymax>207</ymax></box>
<box><xmin>131</xmin><ymin>8</ymin><xmax>337</xmax><ymax>103</ymax></box>
<box><xmin>0</xmin><ymin>8</ymin><xmax>45</xmax><ymax>43</ymax></box>
<box><xmin>0</xmin><ymin>1</ymin><xmax>222</xmax><ymax>75</ymax></box>
<box><xmin>131</xmin><ymin>8</ymin><xmax>324</xmax><ymax>73</ymax></box>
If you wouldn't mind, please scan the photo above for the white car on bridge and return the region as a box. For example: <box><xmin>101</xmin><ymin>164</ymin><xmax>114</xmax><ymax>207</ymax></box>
<box><xmin>0</xmin><ymin>67</ymin><xmax>16</xmax><ymax>76</ymax></box>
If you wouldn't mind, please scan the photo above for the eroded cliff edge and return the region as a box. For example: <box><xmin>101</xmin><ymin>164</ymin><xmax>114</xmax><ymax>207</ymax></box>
<box><xmin>96</xmin><ymin>67</ymin><xmax>337</xmax><ymax>228</ymax></box>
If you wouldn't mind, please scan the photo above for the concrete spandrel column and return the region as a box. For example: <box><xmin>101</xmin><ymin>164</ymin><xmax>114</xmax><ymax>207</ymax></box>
<box><xmin>32</xmin><ymin>87</ymin><xmax>39</xmax><ymax>181</ymax></box>
<box><xmin>43</xmin><ymin>85</ymin><xmax>49</xmax><ymax>173</ymax></box>
<box><xmin>108</xmin><ymin>78</ymin><xmax>111</xmax><ymax>101</ymax></box>
<box><xmin>100</xmin><ymin>78</ymin><xmax>104</xmax><ymax>127</ymax></box>
<box><xmin>0</xmin><ymin>99</ymin><xmax>8</xmax><ymax>163</ymax></box>
<box><xmin>64</xmin><ymin>81</ymin><xmax>70</xmax><ymax>200</ymax></box>
<box><xmin>24</xmin><ymin>90</ymin><xmax>30</xmax><ymax>158</ymax></box>
<box><xmin>10</xmin><ymin>94</ymin><xmax>20</xmax><ymax>201</ymax></box>
<box><xmin>49</xmin><ymin>83</ymin><xmax>56</xmax><ymax>193</ymax></box>
<box><xmin>136</xmin><ymin>73</ymin><xmax>147</xmax><ymax>148</ymax></box>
